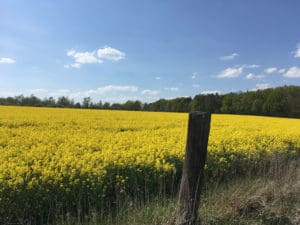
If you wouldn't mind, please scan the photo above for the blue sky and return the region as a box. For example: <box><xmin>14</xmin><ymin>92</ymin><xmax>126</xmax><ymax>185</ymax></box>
<box><xmin>1</xmin><ymin>0</ymin><xmax>300</xmax><ymax>103</ymax></box>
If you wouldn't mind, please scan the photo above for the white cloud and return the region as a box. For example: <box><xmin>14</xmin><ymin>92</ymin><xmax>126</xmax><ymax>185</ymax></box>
<box><xmin>56</xmin><ymin>89</ymin><xmax>71</xmax><ymax>94</ymax></box>
<box><xmin>67</xmin><ymin>50</ymin><xmax>76</xmax><ymax>56</ymax></box>
<box><xmin>283</xmin><ymin>66</ymin><xmax>300</xmax><ymax>78</ymax></box>
<box><xmin>164</xmin><ymin>87</ymin><xmax>179</xmax><ymax>92</ymax></box>
<box><xmin>245</xmin><ymin>64</ymin><xmax>260</xmax><ymax>68</ymax></box>
<box><xmin>48</xmin><ymin>85</ymin><xmax>138</xmax><ymax>98</ymax></box>
<box><xmin>217</xmin><ymin>66</ymin><xmax>243</xmax><ymax>78</ymax></box>
<box><xmin>0</xmin><ymin>90</ymin><xmax>22</xmax><ymax>97</ymax></box>
<box><xmin>64</xmin><ymin>63</ymin><xmax>80</xmax><ymax>69</ymax></box>
<box><xmin>65</xmin><ymin>46</ymin><xmax>125</xmax><ymax>68</ymax></box>
<box><xmin>0</xmin><ymin>85</ymin><xmax>145</xmax><ymax>103</ymax></box>
<box><xmin>246</xmin><ymin>73</ymin><xmax>255</xmax><ymax>79</ymax></box>
<box><xmin>0</xmin><ymin>57</ymin><xmax>16</xmax><ymax>64</ymax></box>
<box><xmin>219</xmin><ymin>53</ymin><xmax>238</xmax><ymax>61</ymax></box>
<box><xmin>264</xmin><ymin>67</ymin><xmax>277</xmax><ymax>74</ymax></box>
<box><xmin>141</xmin><ymin>89</ymin><xmax>160</xmax><ymax>95</ymax></box>
<box><xmin>97</xmin><ymin>46</ymin><xmax>125</xmax><ymax>61</ymax></box>
<box><xmin>278</xmin><ymin>68</ymin><xmax>286</xmax><ymax>74</ymax></box>
<box><xmin>65</xmin><ymin>49</ymin><xmax>100</xmax><ymax>68</ymax></box>
<box><xmin>101</xmin><ymin>96</ymin><xmax>141</xmax><ymax>104</ymax></box>
<box><xmin>245</xmin><ymin>73</ymin><xmax>264</xmax><ymax>80</ymax></box>
<box><xmin>29</xmin><ymin>88</ymin><xmax>48</xmax><ymax>94</ymax></box>
<box><xmin>46</xmin><ymin>89</ymin><xmax>72</xmax><ymax>98</ymax></box>
<box><xmin>67</xmin><ymin>49</ymin><xmax>99</xmax><ymax>64</ymax></box>
<box><xmin>69</xmin><ymin>63</ymin><xmax>81</xmax><ymax>68</ymax></box>
<box><xmin>255</xmin><ymin>83</ymin><xmax>271</xmax><ymax>90</ymax></box>
<box><xmin>293</xmin><ymin>44</ymin><xmax>300</xmax><ymax>58</ymax></box>
<box><xmin>192</xmin><ymin>84</ymin><xmax>200</xmax><ymax>88</ymax></box>
<box><xmin>201</xmin><ymin>90</ymin><xmax>221</xmax><ymax>95</ymax></box>
<box><xmin>101</xmin><ymin>94</ymin><xmax>162</xmax><ymax>103</ymax></box>
<box><xmin>72</xmin><ymin>63</ymin><xmax>81</xmax><ymax>68</ymax></box>
<box><xmin>67</xmin><ymin>85</ymin><xmax>137</xmax><ymax>100</ymax></box>
<box><xmin>93</xmin><ymin>85</ymin><xmax>138</xmax><ymax>94</ymax></box>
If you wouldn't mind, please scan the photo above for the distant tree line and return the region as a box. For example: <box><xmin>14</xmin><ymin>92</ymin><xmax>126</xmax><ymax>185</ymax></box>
<box><xmin>220</xmin><ymin>85</ymin><xmax>300</xmax><ymax>117</ymax></box>
<box><xmin>145</xmin><ymin>85</ymin><xmax>300</xmax><ymax>117</ymax></box>
<box><xmin>0</xmin><ymin>85</ymin><xmax>299</xmax><ymax>117</ymax></box>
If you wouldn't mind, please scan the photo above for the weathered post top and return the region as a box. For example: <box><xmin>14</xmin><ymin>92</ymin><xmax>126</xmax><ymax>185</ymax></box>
<box><xmin>176</xmin><ymin>111</ymin><xmax>211</xmax><ymax>225</ymax></box>
<box><xmin>189</xmin><ymin>111</ymin><xmax>209</xmax><ymax>116</ymax></box>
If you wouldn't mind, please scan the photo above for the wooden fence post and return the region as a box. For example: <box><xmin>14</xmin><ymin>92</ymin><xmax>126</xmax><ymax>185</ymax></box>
<box><xmin>176</xmin><ymin>112</ymin><xmax>211</xmax><ymax>225</ymax></box>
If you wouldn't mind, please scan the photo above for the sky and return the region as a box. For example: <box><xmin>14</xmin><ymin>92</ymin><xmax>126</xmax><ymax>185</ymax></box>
<box><xmin>1</xmin><ymin>0</ymin><xmax>300</xmax><ymax>103</ymax></box>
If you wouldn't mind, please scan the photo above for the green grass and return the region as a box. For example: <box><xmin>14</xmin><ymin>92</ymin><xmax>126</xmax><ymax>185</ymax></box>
<box><xmin>56</xmin><ymin>159</ymin><xmax>299</xmax><ymax>225</ymax></box>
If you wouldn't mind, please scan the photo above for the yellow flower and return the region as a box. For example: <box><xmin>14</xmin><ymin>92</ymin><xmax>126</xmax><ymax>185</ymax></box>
<box><xmin>0</xmin><ymin>105</ymin><xmax>299</xmax><ymax>212</ymax></box>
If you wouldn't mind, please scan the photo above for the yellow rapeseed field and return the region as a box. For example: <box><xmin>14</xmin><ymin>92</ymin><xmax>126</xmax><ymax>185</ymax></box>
<box><xmin>0</xmin><ymin>106</ymin><xmax>299</xmax><ymax>221</ymax></box>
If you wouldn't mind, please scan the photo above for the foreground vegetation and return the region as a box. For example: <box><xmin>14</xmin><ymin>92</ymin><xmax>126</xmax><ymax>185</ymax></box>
<box><xmin>0</xmin><ymin>106</ymin><xmax>299</xmax><ymax>224</ymax></box>
<box><xmin>58</xmin><ymin>159</ymin><xmax>299</xmax><ymax>225</ymax></box>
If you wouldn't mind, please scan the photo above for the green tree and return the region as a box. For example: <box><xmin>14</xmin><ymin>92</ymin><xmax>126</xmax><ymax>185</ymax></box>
<box><xmin>82</xmin><ymin>97</ymin><xmax>92</xmax><ymax>108</ymax></box>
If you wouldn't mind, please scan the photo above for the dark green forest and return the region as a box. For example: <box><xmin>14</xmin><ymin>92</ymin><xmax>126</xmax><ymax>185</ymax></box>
<box><xmin>1</xmin><ymin>85</ymin><xmax>299</xmax><ymax>118</ymax></box>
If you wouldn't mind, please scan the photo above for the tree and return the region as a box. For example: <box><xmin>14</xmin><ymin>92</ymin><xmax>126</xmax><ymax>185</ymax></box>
<box><xmin>43</xmin><ymin>97</ymin><xmax>56</xmax><ymax>107</ymax></box>
<box><xmin>221</xmin><ymin>93</ymin><xmax>235</xmax><ymax>113</ymax></box>
<box><xmin>102</xmin><ymin>102</ymin><xmax>111</xmax><ymax>109</ymax></box>
<box><xmin>251</xmin><ymin>99</ymin><xmax>263</xmax><ymax>114</ymax></box>
<box><xmin>57</xmin><ymin>96</ymin><xmax>72</xmax><ymax>107</ymax></box>
<box><xmin>95</xmin><ymin>100</ymin><xmax>103</xmax><ymax>109</ymax></box>
<box><xmin>123</xmin><ymin>100</ymin><xmax>142</xmax><ymax>111</ymax></box>
<box><xmin>0</xmin><ymin>86</ymin><xmax>299</xmax><ymax>118</ymax></box>
<box><xmin>111</xmin><ymin>103</ymin><xmax>122</xmax><ymax>110</ymax></box>
<box><xmin>82</xmin><ymin>97</ymin><xmax>92</xmax><ymax>108</ymax></box>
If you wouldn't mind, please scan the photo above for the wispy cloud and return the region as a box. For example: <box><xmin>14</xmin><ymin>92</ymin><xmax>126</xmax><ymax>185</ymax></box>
<box><xmin>49</xmin><ymin>86</ymin><xmax>138</xmax><ymax>102</ymax></box>
<box><xmin>64</xmin><ymin>63</ymin><xmax>80</xmax><ymax>69</ymax></box>
<box><xmin>155</xmin><ymin>77</ymin><xmax>161</xmax><ymax>80</ymax></box>
<box><xmin>244</xmin><ymin>64</ymin><xmax>260</xmax><ymax>69</ymax></box>
<box><xmin>255</xmin><ymin>83</ymin><xmax>271</xmax><ymax>90</ymax></box>
<box><xmin>192</xmin><ymin>84</ymin><xmax>200</xmax><ymax>88</ymax></box>
<box><xmin>89</xmin><ymin>85</ymin><xmax>138</xmax><ymax>95</ymax></box>
<box><xmin>219</xmin><ymin>53</ymin><xmax>238</xmax><ymax>61</ymax></box>
<box><xmin>283</xmin><ymin>66</ymin><xmax>300</xmax><ymax>78</ymax></box>
<box><xmin>141</xmin><ymin>89</ymin><xmax>160</xmax><ymax>95</ymax></box>
<box><xmin>293</xmin><ymin>44</ymin><xmax>300</xmax><ymax>58</ymax></box>
<box><xmin>29</xmin><ymin>85</ymin><xmax>137</xmax><ymax>100</ymax></box>
<box><xmin>0</xmin><ymin>90</ymin><xmax>22</xmax><ymax>97</ymax></box>
<box><xmin>245</xmin><ymin>73</ymin><xmax>264</xmax><ymax>80</ymax></box>
<box><xmin>0</xmin><ymin>89</ymin><xmax>72</xmax><ymax>98</ymax></box>
<box><xmin>201</xmin><ymin>90</ymin><xmax>221</xmax><ymax>95</ymax></box>
<box><xmin>0</xmin><ymin>57</ymin><xmax>16</xmax><ymax>64</ymax></box>
<box><xmin>29</xmin><ymin>88</ymin><xmax>49</xmax><ymax>94</ymax></box>
<box><xmin>264</xmin><ymin>67</ymin><xmax>277</xmax><ymax>74</ymax></box>
<box><xmin>100</xmin><ymin>96</ymin><xmax>141</xmax><ymax>103</ymax></box>
<box><xmin>97</xmin><ymin>46</ymin><xmax>125</xmax><ymax>61</ymax></box>
<box><xmin>164</xmin><ymin>87</ymin><xmax>179</xmax><ymax>92</ymax></box>
<box><xmin>65</xmin><ymin>46</ymin><xmax>125</xmax><ymax>68</ymax></box>
<box><xmin>278</xmin><ymin>68</ymin><xmax>286</xmax><ymax>74</ymax></box>
<box><xmin>49</xmin><ymin>89</ymin><xmax>72</xmax><ymax>97</ymax></box>
<box><xmin>217</xmin><ymin>66</ymin><xmax>243</xmax><ymax>78</ymax></box>
<box><xmin>0</xmin><ymin>85</ymin><xmax>162</xmax><ymax>103</ymax></box>
<box><xmin>245</xmin><ymin>73</ymin><xmax>255</xmax><ymax>79</ymax></box>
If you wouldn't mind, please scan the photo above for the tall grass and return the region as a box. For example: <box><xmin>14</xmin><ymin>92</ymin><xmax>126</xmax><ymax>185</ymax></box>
<box><xmin>58</xmin><ymin>159</ymin><xmax>300</xmax><ymax>225</ymax></box>
<box><xmin>54</xmin><ymin>157</ymin><xmax>299</xmax><ymax>225</ymax></box>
